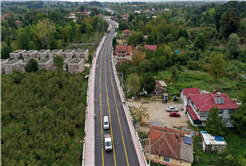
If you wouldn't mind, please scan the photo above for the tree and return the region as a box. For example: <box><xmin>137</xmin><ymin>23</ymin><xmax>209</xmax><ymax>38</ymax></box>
<box><xmin>171</xmin><ymin>66</ymin><xmax>179</xmax><ymax>82</ymax></box>
<box><xmin>61</xmin><ymin>27</ymin><xmax>69</xmax><ymax>43</ymax></box>
<box><xmin>138</xmin><ymin>59</ymin><xmax>151</xmax><ymax>75</ymax></box>
<box><xmin>205</xmin><ymin>106</ymin><xmax>226</xmax><ymax>136</ymax></box>
<box><xmin>48</xmin><ymin>35</ymin><xmax>58</xmax><ymax>49</ymax></box>
<box><xmin>131</xmin><ymin>104</ymin><xmax>150</xmax><ymax>123</ymax></box>
<box><xmin>176</xmin><ymin>28</ymin><xmax>184</xmax><ymax>40</ymax></box>
<box><xmin>126</xmin><ymin>73</ymin><xmax>140</xmax><ymax>97</ymax></box>
<box><xmin>142</xmin><ymin>73</ymin><xmax>155</xmax><ymax>94</ymax></box>
<box><xmin>184</xmin><ymin>11</ymin><xmax>190</xmax><ymax>22</ymax></box>
<box><xmin>157</xmin><ymin>32</ymin><xmax>164</xmax><ymax>47</ymax></box>
<box><xmin>54</xmin><ymin>56</ymin><xmax>64</xmax><ymax>71</ymax></box>
<box><xmin>183</xmin><ymin>29</ymin><xmax>189</xmax><ymax>41</ymax></box>
<box><xmin>16</xmin><ymin>28</ymin><xmax>29</xmax><ymax>50</ymax></box>
<box><xmin>194</xmin><ymin>33</ymin><xmax>206</xmax><ymax>51</ymax></box>
<box><xmin>209</xmin><ymin>52</ymin><xmax>226</xmax><ymax>82</ymax></box>
<box><xmin>5</xmin><ymin>36</ymin><xmax>12</xmax><ymax>48</ymax></box>
<box><xmin>178</xmin><ymin>37</ymin><xmax>186</xmax><ymax>48</ymax></box>
<box><xmin>231</xmin><ymin>89</ymin><xmax>246</xmax><ymax>137</ymax></box>
<box><xmin>29</xmin><ymin>41</ymin><xmax>37</xmax><ymax>50</ymax></box>
<box><xmin>112</xmin><ymin>37</ymin><xmax>117</xmax><ymax>50</ymax></box>
<box><xmin>214</xmin><ymin>8</ymin><xmax>224</xmax><ymax>32</ymax></box>
<box><xmin>25</xmin><ymin>59</ymin><xmax>39</xmax><ymax>72</ymax></box>
<box><xmin>86</xmin><ymin>23</ymin><xmax>93</xmax><ymax>38</ymax></box>
<box><xmin>1</xmin><ymin>45</ymin><xmax>12</xmax><ymax>59</ymax></box>
<box><xmin>132</xmin><ymin>50</ymin><xmax>146</xmax><ymax>67</ymax></box>
<box><xmin>146</xmin><ymin>34</ymin><xmax>155</xmax><ymax>45</ymax></box>
<box><xmin>166</xmin><ymin>59</ymin><xmax>173</xmax><ymax>69</ymax></box>
<box><xmin>88</xmin><ymin>53</ymin><xmax>93</xmax><ymax>63</ymax></box>
<box><xmin>176</xmin><ymin>62</ymin><xmax>183</xmax><ymax>75</ymax></box>
<box><xmin>119</xmin><ymin>22</ymin><xmax>128</xmax><ymax>30</ymax></box>
<box><xmin>227</xmin><ymin>33</ymin><xmax>242</xmax><ymax>59</ymax></box>
<box><xmin>220</xmin><ymin>8</ymin><xmax>241</xmax><ymax>38</ymax></box>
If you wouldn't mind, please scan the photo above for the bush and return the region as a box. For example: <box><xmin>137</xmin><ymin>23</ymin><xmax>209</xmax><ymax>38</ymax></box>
<box><xmin>187</xmin><ymin>61</ymin><xmax>200</xmax><ymax>70</ymax></box>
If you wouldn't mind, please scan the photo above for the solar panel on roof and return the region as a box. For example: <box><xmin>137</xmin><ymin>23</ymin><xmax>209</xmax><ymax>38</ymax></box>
<box><xmin>214</xmin><ymin>98</ymin><xmax>218</xmax><ymax>104</ymax></box>
<box><xmin>184</xmin><ymin>135</ymin><xmax>192</xmax><ymax>145</ymax></box>
<box><xmin>221</xmin><ymin>97</ymin><xmax>224</xmax><ymax>104</ymax></box>
<box><xmin>217</xmin><ymin>97</ymin><xmax>221</xmax><ymax>104</ymax></box>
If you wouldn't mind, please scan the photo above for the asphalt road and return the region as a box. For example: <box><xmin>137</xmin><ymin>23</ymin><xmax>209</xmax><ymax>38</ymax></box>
<box><xmin>94</xmin><ymin>23</ymin><xmax>140</xmax><ymax>166</ymax></box>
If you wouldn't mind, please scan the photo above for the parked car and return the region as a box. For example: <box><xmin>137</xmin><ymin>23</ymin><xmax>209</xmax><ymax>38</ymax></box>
<box><xmin>169</xmin><ymin>112</ymin><xmax>180</xmax><ymax>117</ymax></box>
<box><xmin>166</xmin><ymin>106</ymin><xmax>178</xmax><ymax>112</ymax></box>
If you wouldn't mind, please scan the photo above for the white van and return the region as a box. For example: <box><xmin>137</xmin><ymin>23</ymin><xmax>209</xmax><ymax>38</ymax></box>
<box><xmin>103</xmin><ymin>116</ymin><xmax>109</xmax><ymax>129</ymax></box>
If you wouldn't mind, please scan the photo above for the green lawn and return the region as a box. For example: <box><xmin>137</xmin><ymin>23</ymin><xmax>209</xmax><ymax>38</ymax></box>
<box><xmin>155</xmin><ymin>66</ymin><xmax>241</xmax><ymax>98</ymax></box>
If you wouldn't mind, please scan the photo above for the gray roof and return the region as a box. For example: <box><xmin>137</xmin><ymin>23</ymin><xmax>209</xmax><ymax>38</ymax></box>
<box><xmin>21</xmin><ymin>59</ymin><xmax>30</xmax><ymax>64</ymax></box>
<box><xmin>0</xmin><ymin>59</ymin><xmax>8</xmax><ymax>63</ymax></box>
<box><xmin>76</xmin><ymin>49</ymin><xmax>88</xmax><ymax>53</ymax></box>
<box><xmin>4</xmin><ymin>59</ymin><xmax>22</xmax><ymax>65</ymax></box>
<box><xmin>158</xmin><ymin>80</ymin><xmax>167</xmax><ymax>87</ymax></box>
<box><xmin>180</xmin><ymin>137</ymin><xmax>193</xmax><ymax>163</ymax></box>
<box><xmin>37</xmin><ymin>49</ymin><xmax>50</xmax><ymax>54</ymax></box>
<box><xmin>38</xmin><ymin>58</ymin><xmax>52</xmax><ymax>64</ymax></box>
<box><xmin>50</xmin><ymin>49</ymin><xmax>62</xmax><ymax>54</ymax></box>
<box><xmin>68</xmin><ymin>58</ymin><xmax>84</xmax><ymax>64</ymax></box>
<box><xmin>63</xmin><ymin>49</ymin><xmax>75</xmax><ymax>54</ymax></box>
<box><xmin>23</xmin><ymin>50</ymin><xmax>37</xmax><ymax>55</ymax></box>
<box><xmin>10</xmin><ymin>50</ymin><xmax>26</xmax><ymax>54</ymax></box>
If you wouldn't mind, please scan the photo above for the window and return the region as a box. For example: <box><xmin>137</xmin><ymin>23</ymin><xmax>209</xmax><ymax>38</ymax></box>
<box><xmin>228</xmin><ymin>109</ymin><xmax>234</xmax><ymax>114</ymax></box>
<box><xmin>75</xmin><ymin>66</ymin><xmax>77</xmax><ymax>69</ymax></box>
<box><xmin>122</xmin><ymin>55</ymin><xmax>125</xmax><ymax>57</ymax></box>
<box><xmin>219</xmin><ymin>110</ymin><xmax>223</xmax><ymax>115</ymax></box>
<box><xmin>163</xmin><ymin>157</ymin><xmax>170</xmax><ymax>163</ymax></box>
<box><xmin>42</xmin><ymin>65</ymin><xmax>44</xmax><ymax>68</ymax></box>
<box><xmin>10</xmin><ymin>66</ymin><xmax>12</xmax><ymax>69</ymax></box>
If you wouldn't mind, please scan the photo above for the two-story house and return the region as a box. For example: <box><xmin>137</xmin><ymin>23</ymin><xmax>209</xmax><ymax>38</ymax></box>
<box><xmin>185</xmin><ymin>92</ymin><xmax>238</xmax><ymax>127</ymax></box>
<box><xmin>63</xmin><ymin>49</ymin><xmax>75</xmax><ymax>60</ymax></box>
<box><xmin>19</xmin><ymin>59</ymin><xmax>30</xmax><ymax>73</ymax></box>
<box><xmin>67</xmin><ymin>58</ymin><xmax>85</xmax><ymax>73</ymax></box>
<box><xmin>121</xmin><ymin>29</ymin><xmax>131</xmax><ymax>39</ymax></box>
<box><xmin>3</xmin><ymin>59</ymin><xmax>22</xmax><ymax>74</ymax></box>
<box><xmin>22</xmin><ymin>50</ymin><xmax>37</xmax><ymax>60</ymax></box>
<box><xmin>145</xmin><ymin>126</ymin><xmax>193</xmax><ymax>166</ymax></box>
<box><xmin>38</xmin><ymin>58</ymin><xmax>53</xmax><ymax>71</ymax></box>
<box><xmin>75</xmin><ymin>49</ymin><xmax>89</xmax><ymax>61</ymax></box>
<box><xmin>1</xmin><ymin>59</ymin><xmax>8</xmax><ymax>74</ymax></box>
<box><xmin>36</xmin><ymin>49</ymin><xmax>50</xmax><ymax>59</ymax></box>
<box><xmin>48</xmin><ymin>49</ymin><xmax>62</xmax><ymax>59</ymax></box>
<box><xmin>113</xmin><ymin>45</ymin><xmax>132</xmax><ymax>64</ymax></box>
<box><xmin>9</xmin><ymin>50</ymin><xmax>26</xmax><ymax>59</ymax></box>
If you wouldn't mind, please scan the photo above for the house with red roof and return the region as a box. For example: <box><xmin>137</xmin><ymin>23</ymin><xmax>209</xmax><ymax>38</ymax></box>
<box><xmin>98</xmin><ymin>14</ymin><xmax>103</xmax><ymax>18</ymax></box>
<box><xmin>121</xmin><ymin>29</ymin><xmax>131</xmax><ymax>39</ymax></box>
<box><xmin>82</xmin><ymin>11</ymin><xmax>87</xmax><ymax>16</ymax></box>
<box><xmin>144</xmin><ymin>45</ymin><xmax>157</xmax><ymax>51</ymax></box>
<box><xmin>144</xmin><ymin>35</ymin><xmax>148</xmax><ymax>39</ymax></box>
<box><xmin>113</xmin><ymin>45</ymin><xmax>132</xmax><ymax>65</ymax></box>
<box><xmin>181</xmin><ymin>87</ymin><xmax>238</xmax><ymax>127</ymax></box>
<box><xmin>123</xmin><ymin>14</ymin><xmax>129</xmax><ymax>21</ymax></box>
<box><xmin>15</xmin><ymin>20</ymin><xmax>23</xmax><ymax>27</ymax></box>
<box><xmin>69</xmin><ymin>12</ymin><xmax>75</xmax><ymax>16</ymax></box>
<box><xmin>145</xmin><ymin>126</ymin><xmax>193</xmax><ymax>166</ymax></box>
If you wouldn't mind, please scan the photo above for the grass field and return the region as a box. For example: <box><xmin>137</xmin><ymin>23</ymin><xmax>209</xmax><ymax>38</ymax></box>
<box><xmin>154</xmin><ymin>66</ymin><xmax>242</xmax><ymax>99</ymax></box>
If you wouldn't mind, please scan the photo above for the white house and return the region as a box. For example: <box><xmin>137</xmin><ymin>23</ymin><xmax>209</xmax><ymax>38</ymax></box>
<box><xmin>180</xmin><ymin>87</ymin><xmax>200</xmax><ymax>110</ymax></box>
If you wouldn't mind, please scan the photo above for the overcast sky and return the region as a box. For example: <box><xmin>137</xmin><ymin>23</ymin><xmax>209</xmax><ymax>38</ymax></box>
<box><xmin>5</xmin><ymin>0</ymin><xmax>232</xmax><ymax>2</ymax></box>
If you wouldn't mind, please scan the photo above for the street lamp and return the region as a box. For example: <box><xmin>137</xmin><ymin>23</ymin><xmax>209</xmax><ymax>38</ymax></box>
<box><xmin>139</xmin><ymin>138</ymin><xmax>151</xmax><ymax>166</ymax></box>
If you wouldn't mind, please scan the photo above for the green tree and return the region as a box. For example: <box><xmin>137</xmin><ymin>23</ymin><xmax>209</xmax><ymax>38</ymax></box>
<box><xmin>176</xmin><ymin>28</ymin><xmax>184</xmax><ymax>40</ymax></box>
<box><xmin>131</xmin><ymin>104</ymin><xmax>150</xmax><ymax>123</ymax></box>
<box><xmin>138</xmin><ymin>59</ymin><xmax>151</xmax><ymax>75</ymax></box>
<box><xmin>184</xmin><ymin>11</ymin><xmax>190</xmax><ymax>22</ymax></box>
<box><xmin>220</xmin><ymin>8</ymin><xmax>241</xmax><ymax>38</ymax></box>
<box><xmin>86</xmin><ymin>23</ymin><xmax>93</xmax><ymax>38</ymax></box>
<box><xmin>146</xmin><ymin>34</ymin><xmax>155</xmax><ymax>45</ymax></box>
<box><xmin>178</xmin><ymin>37</ymin><xmax>186</xmax><ymax>48</ymax></box>
<box><xmin>29</xmin><ymin>41</ymin><xmax>37</xmax><ymax>50</ymax></box>
<box><xmin>205</xmin><ymin>106</ymin><xmax>226</xmax><ymax>136</ymax></box>
<box><xmin>112</xmin><ymin>37</ymin><xmax>117</xmax><ymax>50</ymax></box>
<box><xmin>231</xmin><ymin>89</ymin><xmax>246</xmax><ymax>137</ymax></box>
<box><xmin>183</xmin><ymin>29</ymin><xmax>189</xmax><ymax>41</ymax></box>
<box><xmin>142</xmin><ymin>73</ymin><xmax>155</xmax><ymax>94</ymax></box>
<box><xmin>214</xmin><ymin>8</ymin><xmax>223</xmax><ymax>32</ymax></box>
<box><xmin>61</xmin><ymin>27</ymin><xmax>69</xmax><ymax>43</ymax></box>
<box><xmin>138</xmin><ymin>20</ymin><xmax>145</xmax><ymax>32</ymax></box>
<box><xmin>25</xmin><ymin>59</ymin><xmax>39</xmax><ymax>72</ymax></box>
<box><xmin>227</xmin><ymin>33</ymin><xmax>242</xmax><ymax>59</ymax></box>
<box><xmin>5</xmin><ymin>36</ymin><xmax>12</xmax><ymax>48</ymax></box>
<box><xmin>209</xmin><ymin>52</ymin><xmax>226</xmax><ymax>82</ymax></box>
<box><xmin>17</xmin><ymin>28</ymin><xmax>29</xmax><ymax>50</ymax></box>
<box><xmin>126</xmin><ymin>73</ymin><xmax>140</xmax><ymax>97</ymax></box>
<box><xmin>54</xmin><ymin>55</ymin><xmax>64</xmax><ymax>72</ymax></box>
<box><xmin>1</xmin><ymin>45</ymin><xmax>12</xmax><ymax>59</ymax></box>
<box><xmin>194</xmin><ymin>33</ymin><xmax>206</xmax><ymax>50</ymax></box>
<box><xmin>157</xmin><ymin>32</ymin><xmax>164</xmax><ymax>47</ymax></box>
<box><xmin>176</xmin><ymin>62</ymin><xmax>183</xmax><ymax>75</ymax></box>
<box><xmin>166</xmin><ymin>59</ymin><xmax>173</xmax><ymax>69</ymax></box>
<box><xmin>88</xmin><ymin>53</ymin><xmax>93</xmax><ymax>63</ymax></box>
<box><xmin>171</xmin><ymin>66</ymin><xmax>179</xmax><ymax>82</ymax></box>
<box><xmin>48</xmin><ymin>35</ymin><xmax>58</xmax><ymax>50</ymax></box>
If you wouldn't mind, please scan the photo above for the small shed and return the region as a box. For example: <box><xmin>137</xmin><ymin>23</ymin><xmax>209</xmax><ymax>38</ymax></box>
<box><xmin>201</xmin><ymin>131</ymin><xmax>227</xmax><ymax>153</ymax></box>
<box><xmin>155</xmin><ymin>80</ymin><xmax>167</xmax><ymax>92</ymax></box>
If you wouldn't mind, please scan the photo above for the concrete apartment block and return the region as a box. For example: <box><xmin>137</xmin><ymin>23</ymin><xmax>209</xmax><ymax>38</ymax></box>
<box><xmin>19</xmin><ymin>59</ymin><xmax>30</xmax><ymax>73</ymax></box>
<box><xmin>38</xmin><ymin>58</ymin><xmax>53</xmax><ymax>71</ymax></box>
<box><xmin>67</xmin><ymin>58</ymin><xmax>85</xmax><ymax>73</ymax></box>
<box><xmin>36</xmin><ymin>49</ymin><xmax>50</xmax><ymax>59</ymax></box>
<box><xmin>9</xmin><ymin>50</ymin><xmax>26</xmax><ymax>59</ymax></box>
<box><xmin>3</xmin><ymin>59</ymin><xmax>22</xmax><ymax>74</ymax></box>
<box><xmin>48</xmin><ymin>49</ymin><xmax>62</xmax><ymax>59</ymax></box>
<box><xmin>0</xmin><ymin>59</ymin><xmax>8</xmax><ymax>74</ymax></box>
<box><xmin>22</xmin><ymin>50</ymin><xmax>38</xmax><ymax>60</ymax></box>
<box><xmin>62</xmin><ymin>49</ymin><xmax>75</xmax><ymax>60</ymax></box>
<box><xmin>75</xmin><ymin>49</ymin><xmax>89</xmax><ymax>61</ymax></box>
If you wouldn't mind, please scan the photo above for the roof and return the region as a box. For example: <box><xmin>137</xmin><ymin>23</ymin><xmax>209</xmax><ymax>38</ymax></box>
<box><xmin>201</xmin><ymin>131</ymin><xmax>226</xmax><ymax>145</ymax></box>
<box><xmin>158</xmin><ymin>80</ymin><xmax>167</xmax><ymax>87</ymax></box>
<box><xmin>114</xmin><ymin>45</ymin><xmax>132</xmax><ymax>55</ymax></box>
<box><xmin>50</xmin><ymin>49</ymin><xmax>62</xmax><ymax>54</ymax></box>
<box><xmin>37</xmin><ymin>49</ymin><xmax>50</xmax><ymax>54</ymax></box>
<box><xmin>15</xmin><ymin>20</ymin><xmax>23</xmax><ymax>24</ymax></box>
<box><xmin>122</xmin><ymin>29</ymin><xmax>131</xmax><ymax>33</ymax></box>
<box><xmin>183</xmin><ymin>87</ymin><xmax>200</xmax><ymax>95</ymax></box>
<box><xmin>0</xmin><ymin>59</ymin><xmax>8</xmax><ymax>63</ymax></box>
<box><xmin>38</xmin><ymin>58</ymin><xmax>53</xmax><ymax>64</ymax></box>
<box><xmin>144</xmin><ymin>45</ymin><xmax>157</xmax><ymax>51</ymax></box>
<box><xmin>76</xmin><ymin>49</ymin><xmax>88</xmax><ymax>53</ymax></box>
<box><xmin>69</xmin><ymin>12</ymin><xmax>75</xmax><ymax>15</ymax></box>
<box><xmin>10</xmin><ymin>50</ymin><xmax>26</xmax><ymax>54</ymax></box>
<box><xmin>144</xmin><ymin>35</ymin><xmax>148</xmax><ymax>38</ymax></box>
<box><xmin>145</xmin><ymin>126</ymin><xmax>192</xmax><ymax>162</ymax></box>
<box><xmin>186</xmin><ymin>93</ymin><xmax>239</xmax><ymax>111</ymax></box>
<box><xmin>186</xmin><ymin>106</ymin><xmax>199</xmax><ymax>120</ymax></box>
<box><xmin>4</xmin><ymin>59</ymin><xmax>22</xmax><ymax>65</ymax></box>
<box><xmin>63</xmin><ymin>49</ymin><xmax>75</xmax><ymax>54</ymax></box>
<box><xmin>22</xmin><ymin>50</ymin><xmax>37</xmax><ymax>55</ymax></box>
<box><xmin>20</xmin><ymin>59</ymin><xmax>30</xmax><ymax>64</ymax></box>
<box><xmin>68</xmin><ymin>58</ymin><xmax>84</xmax><ymax>64</ymax></box>
<box><xmin>180</xmin><ymin>137</ymin><xmax>194</xmax><ymax>163</ymax></box>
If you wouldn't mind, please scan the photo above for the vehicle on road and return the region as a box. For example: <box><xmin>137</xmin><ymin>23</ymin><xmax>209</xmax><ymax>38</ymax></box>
<box><xmin>169</xmin><ymin>112</ymin><xmax>180</xmax><ymax>117</ymax></box>
<box><xmin>104</xmin><ymin>134</ymin><xmax>112</xmax><ymax>151</ymax></box>
<box><xmin>166</xmin><ymin>106</ymin><xmax>178</xmax><ymax>112</ymax></box>
<box><xmin>103</xmin><ymin>116</ymin><xmax>109</xmax><ymax>129</ymax></box>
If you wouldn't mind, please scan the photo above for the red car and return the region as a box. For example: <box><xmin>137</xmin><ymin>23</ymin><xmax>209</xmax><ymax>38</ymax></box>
<box><xmin>169</xmin><ymin>112</ymin><xmax>180</xmax><ymax>117</ymax></box>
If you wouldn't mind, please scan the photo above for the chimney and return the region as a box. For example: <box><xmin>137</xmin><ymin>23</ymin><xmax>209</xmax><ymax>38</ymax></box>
<box><xmin>217</xmin><ymin>92</ymin><xmax>220</xmax><ymax>97</ymax></box>
<box><xmin>213</xmin><ymin>90</ymin><xmax>216</xmax><ymax>94</ymax></box>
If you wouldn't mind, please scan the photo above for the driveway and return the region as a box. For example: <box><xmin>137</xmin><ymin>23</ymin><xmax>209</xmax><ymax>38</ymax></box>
<box><xmin>127</xmin><ymin>99</ymin><xmax>189</xmax><ymax>131</ymax></box>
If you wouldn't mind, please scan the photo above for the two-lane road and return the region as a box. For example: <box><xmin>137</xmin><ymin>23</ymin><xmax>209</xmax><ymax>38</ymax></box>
<box><xmin>94</xmin><ymin>24</ymin><xmax>140</xmax><ymax>165</ymax></box>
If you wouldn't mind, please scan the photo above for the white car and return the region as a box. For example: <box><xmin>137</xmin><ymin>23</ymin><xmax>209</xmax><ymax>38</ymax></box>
<box><xmin>104</xmin><ymin>134</ymin><xmax>112</xmax><ymax>151</ymax></box>
<box><xmin>166</xmin><ymin>106</ymin><xmax>178</xmax><ymax>112</ymax></box>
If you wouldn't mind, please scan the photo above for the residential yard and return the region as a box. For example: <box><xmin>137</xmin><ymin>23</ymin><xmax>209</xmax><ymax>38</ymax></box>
<box><xmin>155</xmin><ymin>67</ymin><xmax>243</xmax><ymax>99</ymax></box>
<box><xmin>117</xmin><ymin>39</ymin><xmax>127</xmax><ymax>45</ymax></box>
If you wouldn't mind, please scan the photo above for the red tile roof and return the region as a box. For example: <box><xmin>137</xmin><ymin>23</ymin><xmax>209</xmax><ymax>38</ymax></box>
<box><xmin>82</xmin><ymin>11</ymin><xmax>87</xmax><ymax>16</ymax></box>
<box><xmin>69</xmin><ymin>12</ymin><xmax>75</xmax><ymax>15</ymax></box>
<box><xmin>144</xmin><ymin>35</ymin><xmax>148</xmax><ymax>38</ymax></box>
<box><xmin>144</xmin><ymin>45</ymin><xmax>157</xmax><ymax>51</ymax></box>
<box><xmin>15</xmin><ymin>20</ymin><xmax>23</xmax><ymax>24</ymax></box>
<box><xmin>122</xmin><ymin>29</ymin><xmax>131</xmax><ymax>33</ymax></box>
<box><xmin>183</xmin><ymin>87</ymin><xmax>200</xmax><ymax>95</ymax></box>
<box><xmin>145</xmin><ymin>126</ymin><xmax>190</xmax><ymax>160</ymax></box>
<box><xmin>114</xmin><ymin>45</ymin><xmax>132</xmax><ymax>55</ymax></box>
<box><xmin>186</xmin><ymin>106</ymin><xmax>199</xmax><ymax>120</ymax></box>
<box><xmin>123</xmin><ymin>14</ymin><xmax>129</xmax><ymax>17</ymax></box>
<box><xmin>186</xmin><ymin>93</ymin><xmax>239</xmax><ymax>111</ymax></box>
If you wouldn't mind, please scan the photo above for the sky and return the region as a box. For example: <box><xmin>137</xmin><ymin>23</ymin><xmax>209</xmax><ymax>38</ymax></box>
<box><xmin>4</xmin><ymin>0</ymin><xmax>233</xmax><ymax>2</ymax></box>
